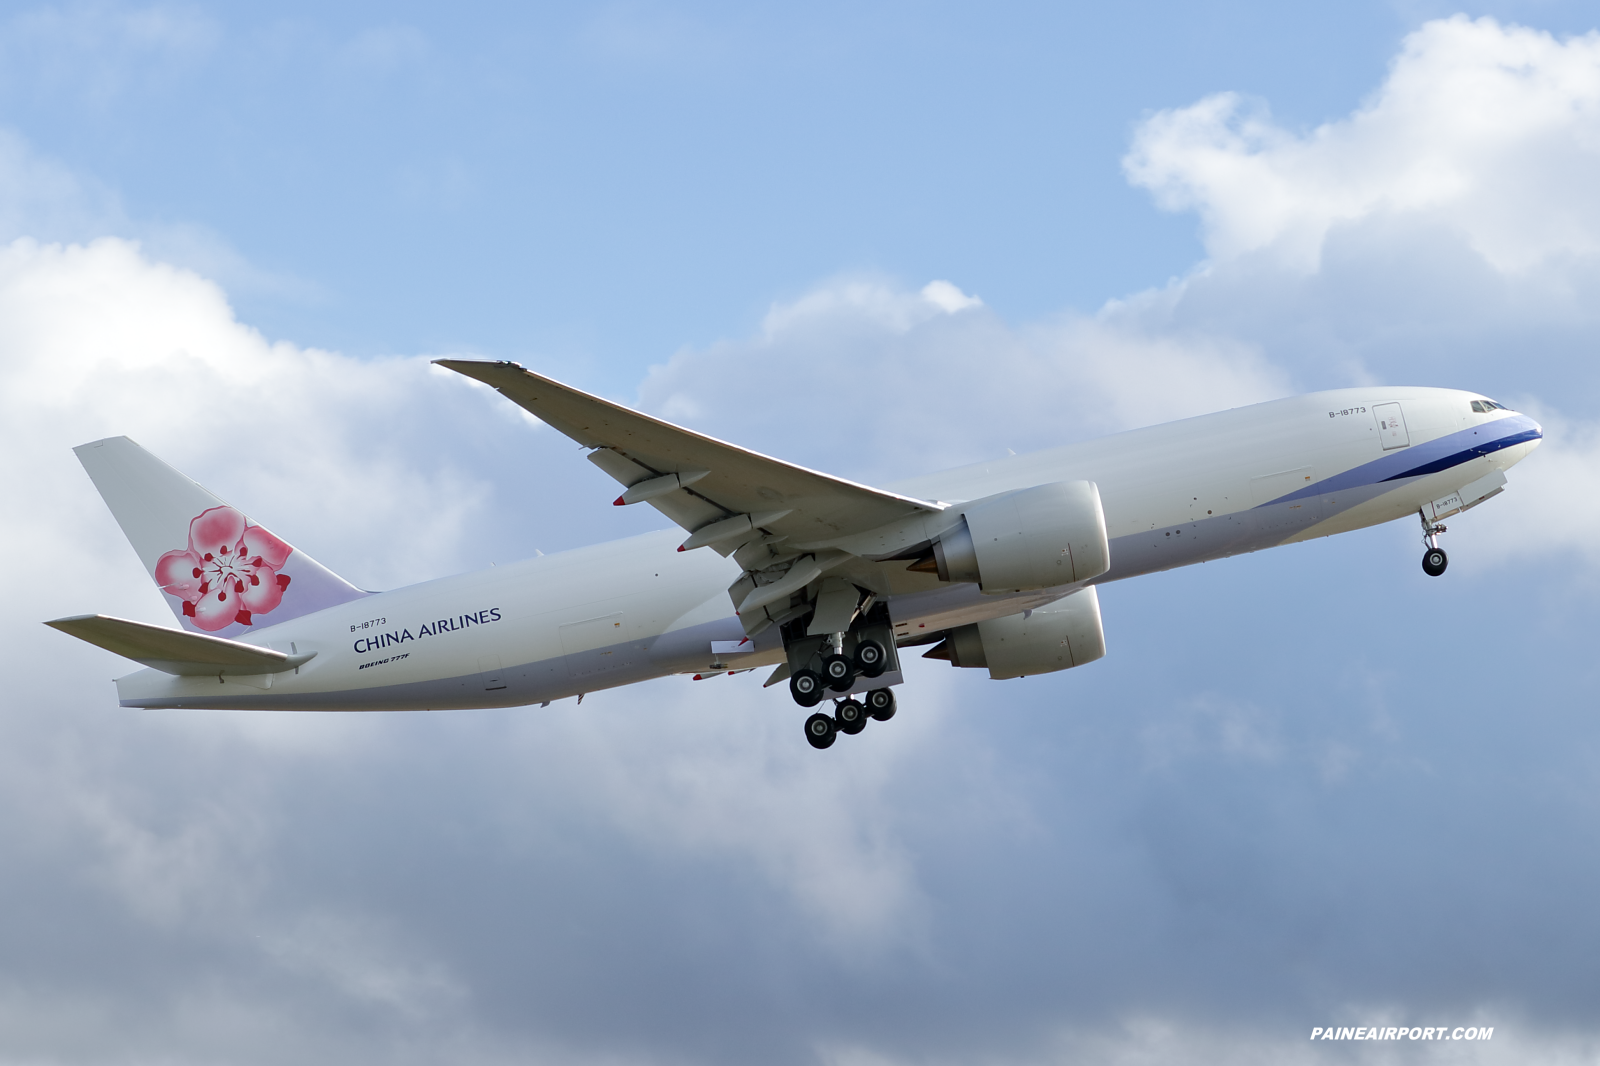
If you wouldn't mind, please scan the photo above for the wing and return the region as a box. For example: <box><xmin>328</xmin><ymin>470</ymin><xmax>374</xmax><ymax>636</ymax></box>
<box><xmin>45</xmin><ymin>614</ymin><xmax>316</xmax><ymax>676</ymax></box>
<box><xmin>435</xmin><ymin>360</ymin><xmax>945</xmax><ymax>556</ymax></box>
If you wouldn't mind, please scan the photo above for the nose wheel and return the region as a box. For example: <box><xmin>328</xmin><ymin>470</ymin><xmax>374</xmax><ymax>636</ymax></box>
<box><xmin>1419</xmin><ymin>509</ymin><xmax>1449</xmax><ymax>578</ymax></box>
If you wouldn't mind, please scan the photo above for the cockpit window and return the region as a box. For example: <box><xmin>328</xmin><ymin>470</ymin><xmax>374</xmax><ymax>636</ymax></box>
<box><xmin>1471</xmin><ymin>400</ymin><xmax>1486</xmax><ymax>413</ymax></box>
<box><xmin>1471</xmin><ymin>399</ymin><xmax>1514</xmax><ymax>413</ymax></box>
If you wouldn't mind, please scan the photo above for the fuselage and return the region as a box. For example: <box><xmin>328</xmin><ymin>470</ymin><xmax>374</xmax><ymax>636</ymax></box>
<box><xmin>116</xmin><ymin>387</ymin><xmax>1541</xmax><ymax>710</ymax></box>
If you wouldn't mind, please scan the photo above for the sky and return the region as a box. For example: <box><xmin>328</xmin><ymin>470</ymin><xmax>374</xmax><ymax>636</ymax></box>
<box><xmin>5</xmin><ymin>2</ymin><xmax>1600</xmax><ymax>1063</ymax></box>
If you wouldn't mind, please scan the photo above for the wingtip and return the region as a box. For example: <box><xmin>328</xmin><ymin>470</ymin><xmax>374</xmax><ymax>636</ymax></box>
<box><xmin>432</xmin><ymin>358</ymin><xmax>527</xmax><ymax>373</ymax></box>
<box><xmin>44</xmin><ymin>614</ymin><xmax>100</xmax><ymax>629</ymax></box>
<box><xmin>613</xmin><ymin>496</ymin><xmax>626</xmax><ymax>506</ymax></box>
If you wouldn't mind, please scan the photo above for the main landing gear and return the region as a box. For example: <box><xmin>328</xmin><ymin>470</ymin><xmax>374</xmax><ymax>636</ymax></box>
<box><xmin>788</xmin><ymin>639</ymin><xmax>888</xmax><ymax>707</ymax></box>
<box><xmin>785</xmin><ymin>597</ymin><xmax>901</xmax><ymax>750</ymax></box>
<box><xmin>803</xmin><ymin>688</ymin><xmax>897</xmax><ymax>750</ymax></box>
<box><xmin>1420</xmin><ymin>510</ymin><xmax>1448</xmax><ymax>577</ymax></box>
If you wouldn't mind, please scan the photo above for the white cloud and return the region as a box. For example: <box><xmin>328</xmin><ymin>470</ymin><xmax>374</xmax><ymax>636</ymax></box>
<box><xmin>1125</xmin><ymin>17</ymin><xmax>1600</xmax><ymax>273</ymax></box>
<box><xmin>503</xmin><ymin>671</ymin><xmax>950</xmax><ymax>953</ymax></box>
<box><xmin>6</xmin><ymin>13</ymin><xmax>1600</xmax><ymax>1063</ymax></box>
<box><xmin>0</xmin><ymin>2</ymin><xmax>220</xmax><ymax>105</ymax></box>
<box><xmin>0</xmin><ymin>126</ymin><xmax>316</xmax><ymax>300</ymax></box>
<box><xmin>0</xmin><ymin>237</ymin><xmax>493</xmax><ymax>595</ymax></box>
<box><xmin>1113</xmin><ymin>17</ymin><xmax>1600</xmax><ymax>577</ymax></box>
<box><xmin>640</xmin><ymin>275</ymin><xmax>1287</xmax><ymax>486</ymax></box>
<box><xmin>919</xmin><ymin>279</ymin><xmax>983</xmax><ymax>314</ymax></box>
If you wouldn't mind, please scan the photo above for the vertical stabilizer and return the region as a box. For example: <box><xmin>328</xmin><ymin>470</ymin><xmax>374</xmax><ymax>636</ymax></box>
<box><xmin>74</xmin><ymin>437</ymin><xmax>368</xmax><ymax>636</ymax></box>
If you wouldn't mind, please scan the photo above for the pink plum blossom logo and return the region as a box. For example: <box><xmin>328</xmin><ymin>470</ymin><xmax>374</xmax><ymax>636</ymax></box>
<box><xmin>154</xmin><ymin>506</ymin><xmax>294</xmax><ymax>631</ymax></box>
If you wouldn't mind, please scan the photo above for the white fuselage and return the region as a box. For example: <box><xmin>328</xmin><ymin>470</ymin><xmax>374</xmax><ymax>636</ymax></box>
<box><xmin>115</xmin><ymin>387</ymin><xmax>1542</xmax><ymax>710</ymax></box>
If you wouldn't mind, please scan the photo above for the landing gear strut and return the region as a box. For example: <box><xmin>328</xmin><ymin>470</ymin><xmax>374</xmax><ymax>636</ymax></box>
<box><xmin>1419</xmin><ymin>510</ymin><xmax>1448</xmax><ymax>577</ymax></box>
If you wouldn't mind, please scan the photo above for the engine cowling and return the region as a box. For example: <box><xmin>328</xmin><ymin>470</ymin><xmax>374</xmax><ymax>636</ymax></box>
<box><xmin>937</xmin><ymin>586</ymin><xmax>1106</xmax><ymax>680</ymax></box>
<box><xmin>930</xmin><ymin>480</ymin><xmax>1110</xmax><ymax>593</ymax></box>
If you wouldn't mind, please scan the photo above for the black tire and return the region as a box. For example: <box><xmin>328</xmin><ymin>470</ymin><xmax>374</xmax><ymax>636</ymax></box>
<box><xmin>836</xmin><ymin>699</ymin><xmax>868</xmax><ymax>735</ymax></box>
<box><xmin>1422</xmin><ymin>548</ymin><xmax>1448</xmax><ymax>577</ymax></box>
<box><xmin>805</xmin><ymin>712</ymin><xmax>837</xmax><ymax>749</ymax></box>
<box><xmin>853</xmin><ymin>639</ymin><xmax>887</xmax><ymax>678</ymax></box>
<box><xmin>790</xmin><ymin>669</ymin><xmax>824</xmax><ymax>707</ymax></box>
<box><xmin>865</xmin><ymin>687</ymin><xmax>896</xmax><ymax>722</ymax></box>
<box><xmin>821</xmin><ymin>654</ymin><xmax>855</xmax><ymax>692</ymax></box>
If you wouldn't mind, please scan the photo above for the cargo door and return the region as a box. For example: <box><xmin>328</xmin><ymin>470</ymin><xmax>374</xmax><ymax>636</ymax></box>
<box><xmin>1373</xmin><ymin>403</ymin><xmax>1410</xmax><ymax>450</ymax></box>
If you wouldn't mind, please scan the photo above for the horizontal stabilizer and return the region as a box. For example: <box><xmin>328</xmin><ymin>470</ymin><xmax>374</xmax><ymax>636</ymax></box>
<box><xmin>44</xmin><ymin>614</ymin><xmax>315</xmax><ymax>676</ymax></box>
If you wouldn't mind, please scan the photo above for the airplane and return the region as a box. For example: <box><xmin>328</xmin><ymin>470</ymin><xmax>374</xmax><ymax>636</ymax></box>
<box><xmin>46</xmin><ymin>362</ymin><xmax>1542</xmax><ymax>749</ymax></box>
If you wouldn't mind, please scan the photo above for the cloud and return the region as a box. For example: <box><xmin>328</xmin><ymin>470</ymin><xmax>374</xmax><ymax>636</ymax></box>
<box><xmin>639</xmin><ymin>274</ymin><xmax>1288</xmax><ymax>486</ymax></box>
<box><xmin>0</xmin><ymin>126</ymin><xmax>318</xmax><ymax>303</ymax></box>
<box><xmin>0</xmin><ymin>2</ymin><xmax>220</xmax><ymax>105</ymax></box>
<box><xmin>9</xmin><ymin>12</ymin><xmax>1600</xmax><ymax>1065</ymax></box>
<box><xmin>0</xmin><ymin>237</ymin><xmax>498</xmax><ymax>592</ymax></box>
<box><xmin>1113</xmin><ymin>16</ymin><xmax>1600</xmax><ymax>574</ymax></box>
<box><xmin>1125</xmin><ymin>17</ymin><xmax>1600</xmax><ymax>273</ymax></box>
<box><xmin>0</xmin><ymin>234</ymin><xmax>995</xmax><ymax>1060</ymax></box>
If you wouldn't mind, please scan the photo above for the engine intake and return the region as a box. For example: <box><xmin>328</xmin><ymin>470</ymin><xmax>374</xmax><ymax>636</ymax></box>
<box><xmin>929</xmin><ymin>481</ymin><xmax>1109</xmax><ymax>593</ymax></box>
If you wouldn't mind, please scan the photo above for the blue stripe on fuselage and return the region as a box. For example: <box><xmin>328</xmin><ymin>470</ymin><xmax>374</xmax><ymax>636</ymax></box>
<box><xmin>1260</xmin><ymin>413</ymin><xmax>1542</xmax><ymax>507</ymax></box>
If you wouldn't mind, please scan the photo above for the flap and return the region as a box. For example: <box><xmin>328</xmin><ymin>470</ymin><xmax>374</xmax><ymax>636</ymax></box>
<box><xmin>435</xmin><ymin>360</ymin><xmax>943</xmax><ymax>551</ymax></box>
<box><xmin>45</xmin><ymin>614</ymin><xmax>315</xmax><ymax>676</ymax></box>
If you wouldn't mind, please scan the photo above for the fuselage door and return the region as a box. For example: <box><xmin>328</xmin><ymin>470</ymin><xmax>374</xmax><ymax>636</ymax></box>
<box><xmin>560</xmin><ymin>612</ymin><xmax>627</xmax><ymax>679</ymax></box>
<box><xmin>477</xmin><ymin>655</ymin><xmax>506</xmax><ymax>691</ymax></box>
<box><xmin>1373</xmin><ymin>403</ymin><xmax>1410</xmax><ymax>450</ymax></box>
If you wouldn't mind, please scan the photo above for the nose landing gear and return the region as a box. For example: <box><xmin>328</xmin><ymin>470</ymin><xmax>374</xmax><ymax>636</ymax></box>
<box><xmin>1419</xmin><ymin>509</ymin><xmax>1448</xmax><ymax>577</ymax></box>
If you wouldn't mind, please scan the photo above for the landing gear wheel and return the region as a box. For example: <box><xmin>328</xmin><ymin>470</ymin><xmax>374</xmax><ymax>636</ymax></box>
<box><xmin>853</xmin><ymin>639</ymin><xmax>887</xmax><ymax>678</ymax></box>
<box><xmin>865</xmin><ymin>688</ymin><xmax>896</xmax><ymax>721</ymax></box>
<box><xmin>835</xmin><ymin>699</ymin><xmax>868</xmax><ymax>735</ymax></box>
<box><xmin>1422</xmin><ymin>547</ymin><xmax>1448</xmax><ymax>577</ymax></box>
<box><xmin>804</xmin><ymin>712</ymin><xmax>837</xmax><ymax>749</ymax></box>
<box><xmin>821</xmin><ymin>654</ymin><xmax>855</xmax><ymax>692</ymax></box>
<box><xmin>790</xmin><ymin>669</ymin><xmax>824</xmax><ymax>707</ymax></box>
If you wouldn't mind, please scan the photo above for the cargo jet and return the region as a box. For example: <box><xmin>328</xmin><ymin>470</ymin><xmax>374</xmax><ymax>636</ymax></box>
<box><xmin>46</xmin><ymin>363</ymin><xmax>1542</xmax><ymax>749</ymax></box>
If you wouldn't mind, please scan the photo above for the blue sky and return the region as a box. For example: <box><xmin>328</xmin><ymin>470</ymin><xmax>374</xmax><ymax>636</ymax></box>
<box><xmin>0</xmin><ymin>1</ymin><xmax>1514</xmax><ymax>370</ymax></box>
<box><xmin>5</xmin><ymin>3</ymin><xmax>1600</xmax><ymax>1064</ymax></box>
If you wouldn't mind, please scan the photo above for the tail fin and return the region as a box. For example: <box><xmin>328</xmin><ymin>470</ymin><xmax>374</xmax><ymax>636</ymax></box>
<box><xmin>74</xmin><ymin>437</ymin><xmax>368</xmax><ymax>636</ymax></box>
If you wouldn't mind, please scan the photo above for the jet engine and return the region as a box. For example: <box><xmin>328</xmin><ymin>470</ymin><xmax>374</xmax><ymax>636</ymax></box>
<box><xmin>928</xmin><ymin>586</ymin><xmax>1106</xmax><ymax>680</ymax></box>
<box><xmin>920</xmin><ymin>480</ymin><xmax>1110</xmax><ymax>593</ymax></box>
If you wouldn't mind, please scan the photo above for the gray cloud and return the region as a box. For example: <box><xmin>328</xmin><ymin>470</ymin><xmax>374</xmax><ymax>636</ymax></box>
<box><xmin>6</xmin><ymin>13</ymin><xmax>1600</xmax><ymax>1065</ymax></box>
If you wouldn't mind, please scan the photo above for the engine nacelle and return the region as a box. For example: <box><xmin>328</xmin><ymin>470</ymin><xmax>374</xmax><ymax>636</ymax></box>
<box><xmin>930</xmin><ymin>480</ymin><xmax>1110</xmax><ymax>593</ymax></box>
<box><xmin>938</xmin><ymin>586</ymin><xmax>1106</xmax><ymax>680</ymax></box>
